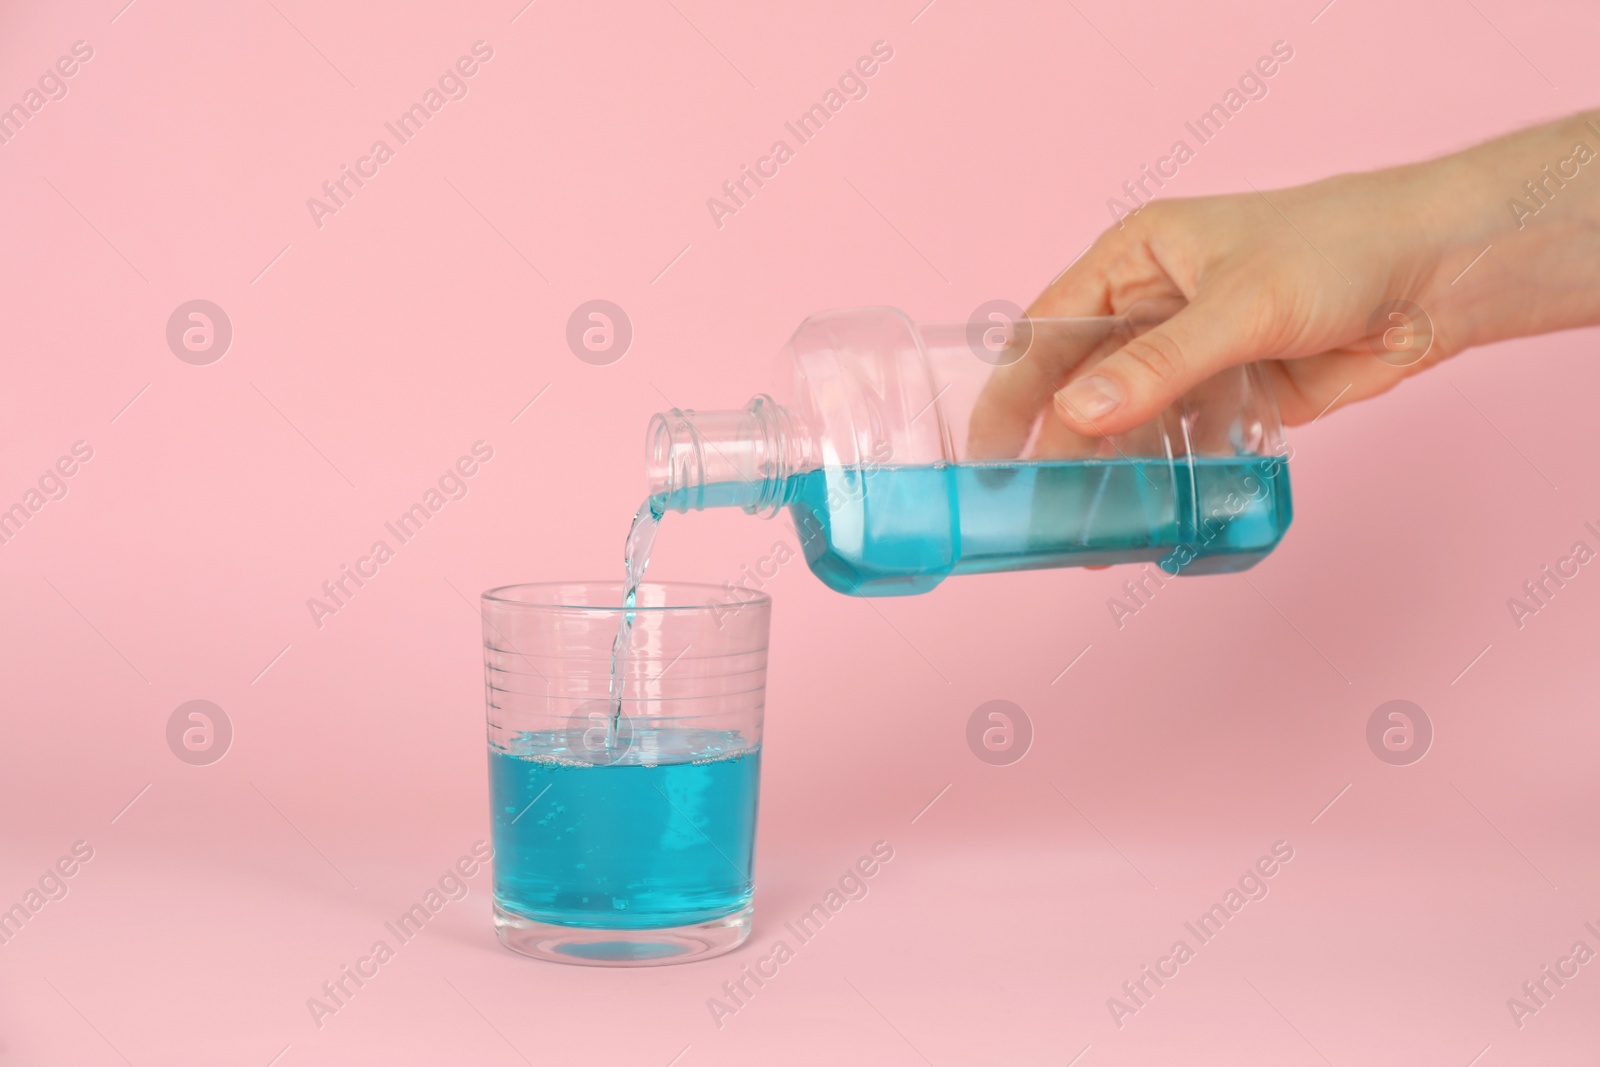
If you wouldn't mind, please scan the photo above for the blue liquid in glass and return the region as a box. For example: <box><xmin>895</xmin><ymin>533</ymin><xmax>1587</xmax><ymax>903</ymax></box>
<box><xmin>655</xmin><ymin>456</ymin><xmax>1292</xmax><ymax>596</ymax></box>
<box><xmin>490</xmin><ymin>728</ymin><xmax>760</xmax><ymax>930</ymax></box>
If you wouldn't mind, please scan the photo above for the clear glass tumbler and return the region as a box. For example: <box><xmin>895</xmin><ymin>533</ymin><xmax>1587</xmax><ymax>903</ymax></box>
<box><xmin>480</xmin><ymin>581</ymin><xmax>770</xmax><ymax>966</ymax></box>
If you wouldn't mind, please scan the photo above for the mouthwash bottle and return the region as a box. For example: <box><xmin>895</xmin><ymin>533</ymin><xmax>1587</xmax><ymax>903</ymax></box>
<box><xmin>647</xmin><ymin>304</ymin><xmax>1292</xmax><ymax>596</ymax></box>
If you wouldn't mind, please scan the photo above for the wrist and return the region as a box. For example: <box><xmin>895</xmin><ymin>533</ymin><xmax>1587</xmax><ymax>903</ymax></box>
<box><xmin>1421</xmin><ymin>111</ymin><xmax>1600</xmax><ymax>351</ymax></box>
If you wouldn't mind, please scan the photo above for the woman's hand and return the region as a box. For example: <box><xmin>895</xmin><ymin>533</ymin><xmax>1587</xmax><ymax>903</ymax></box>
<box><xmin>970</xmin><ymin>110</ymin><xmax>1600</xmax><ymax>456</ymax></box>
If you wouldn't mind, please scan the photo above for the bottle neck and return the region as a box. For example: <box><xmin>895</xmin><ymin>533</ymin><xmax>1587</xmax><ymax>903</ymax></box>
<box><xmin>646</xmin><ymin>395</ymin><xmax>803</xmax><ymax>516</ymax></box>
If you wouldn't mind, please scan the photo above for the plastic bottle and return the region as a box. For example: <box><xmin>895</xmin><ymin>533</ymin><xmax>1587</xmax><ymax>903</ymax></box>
<box><xmin>646</xmin><ymin>303</ymin><xmax>1292</xmax><ymax>596</ymax></box>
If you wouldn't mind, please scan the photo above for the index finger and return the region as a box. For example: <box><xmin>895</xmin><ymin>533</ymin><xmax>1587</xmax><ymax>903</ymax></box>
<box><xmin>965</xmin><ymin>246</ymin><xmax>1117</xmax><ymax>461</ymax></box>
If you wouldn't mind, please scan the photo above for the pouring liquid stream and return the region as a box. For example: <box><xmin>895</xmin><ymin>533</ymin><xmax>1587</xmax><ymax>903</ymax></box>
<box><xmin>607</xmin><ymin>499</ymin><xmax>663</xmax><ymax>749</ymax></box>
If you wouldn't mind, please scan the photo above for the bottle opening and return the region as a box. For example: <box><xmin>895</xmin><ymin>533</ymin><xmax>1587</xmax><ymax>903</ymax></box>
<box><xmin>645</xmin><ymin>396</ymin><xmax>796</xmax><ymax>515</ymax></box>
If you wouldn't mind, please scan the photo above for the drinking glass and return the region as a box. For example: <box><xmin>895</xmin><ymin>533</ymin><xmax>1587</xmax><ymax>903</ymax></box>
<box><xmin>480</xmin><ymin>581</ymin><xmax>770</xmax><ymax>966</ymax></box>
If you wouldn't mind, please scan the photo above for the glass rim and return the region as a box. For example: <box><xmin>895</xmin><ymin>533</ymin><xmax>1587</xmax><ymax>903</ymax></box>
<box><xmin>481</xmin><ymin>580</ymin><xmax>771</xmax><ymax>613</ymax></box>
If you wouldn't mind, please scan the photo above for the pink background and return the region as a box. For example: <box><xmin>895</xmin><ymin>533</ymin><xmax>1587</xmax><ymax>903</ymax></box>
<box><xmin>3</xmin><ymin>0</ymin><xmax>1599</xmax><ymax>1063</ymax></box>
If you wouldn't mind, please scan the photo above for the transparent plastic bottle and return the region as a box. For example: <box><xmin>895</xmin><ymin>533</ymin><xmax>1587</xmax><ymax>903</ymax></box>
<box><xmin>646</xmin><ymin>303</ymin><xmax>1293</xmax><ymax>596</ymax></box>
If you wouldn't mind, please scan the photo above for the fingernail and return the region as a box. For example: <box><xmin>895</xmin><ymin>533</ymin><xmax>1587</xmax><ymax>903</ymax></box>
<box><xmin>1056</xmin><ymin>375</ymin><xmax>1122</xmax><ymax>421</ymax></box>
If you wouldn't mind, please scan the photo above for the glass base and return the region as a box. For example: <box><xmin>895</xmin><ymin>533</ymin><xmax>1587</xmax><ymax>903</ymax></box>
<box><xmin>493</xmin><ymin>902</ymin><xmax>752</xmax><ymax>967</ymax></box>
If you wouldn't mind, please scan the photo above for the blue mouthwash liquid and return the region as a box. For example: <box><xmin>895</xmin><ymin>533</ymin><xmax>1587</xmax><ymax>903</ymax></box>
<box><xmin>490</xmin><ymin>728</ymin><xmax>760</xmax><ymax>929</ymax></box>
<box><xmin>606</xmin><ymin>500</ymin><xmax>662</xmax><ymax>744</ymax></box>
<box><xmin>655</xmin><ymin>455</ymin><xmax>1292</xmax><ymax>596</ymax></box>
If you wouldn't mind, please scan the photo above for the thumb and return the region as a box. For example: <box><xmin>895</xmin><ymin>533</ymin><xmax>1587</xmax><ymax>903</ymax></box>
<box><xmin>1050</xmin><ymin>295</ymin><xmax>1268</xmax><ymax>437</ymax></box>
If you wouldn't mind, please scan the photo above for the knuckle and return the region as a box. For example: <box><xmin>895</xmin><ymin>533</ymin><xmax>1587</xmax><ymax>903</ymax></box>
<box><xmin>1133</xmin><ymin>198</ymin><xmax>1175</xmax><ymax>225</ymax></box>
<box><xmin>1117</xmin><ymin>332</ymin><xmax>1186</xmax><ymax>385</ymax></box>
